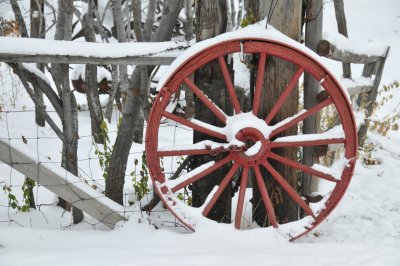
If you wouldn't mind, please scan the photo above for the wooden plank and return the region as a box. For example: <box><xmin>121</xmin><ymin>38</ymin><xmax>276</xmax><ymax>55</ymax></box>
<box><xmin>357</xmin><ymin>47</ymin><xmax>390</xmax><ymax>146</ymax></box>
<box><xmin>347</xmin><ymin>84</ymin><xmax>372</xmax><ymax>97</ymax></box>
<box><xmin>0</xmin><ymin>37</ymin><xmax>188</xmax><ymax>65</ymax></box>
<box><xmin>341</xmin><ymin>76</ymin><xmax>374</xmax><ymax>97</ymax></box>
<box><xmin>333</xmin><ymin>0</ymin><xmax>351</xmax><ymax>78</ymax></box>
<box><xmin>0</xmin><ymin>53</ymin><xmax>177</xmax><ymax>65</ymax></box>
<box><xmin>0</xmin><ymin>139</ymin><xmax>126</xmax><ymax>228</ymax></box>
<box><xmin>303</xmin><ymin>0</ymin><xmax>323</xmax><ymax>197</ymax></box>
<box><xmin>254</xmin><ymin>0</ymin><xmax>303</xmax><ymax>225</ymax></box>
<box><xmin>318</xmin><ymin>40</ymin><xmax>386</xmax><ymax>64</ymax></box>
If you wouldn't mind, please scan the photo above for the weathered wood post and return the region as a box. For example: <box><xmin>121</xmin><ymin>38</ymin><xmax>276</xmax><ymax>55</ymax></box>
<box><xmin>252</xmin><ymin>0</ymin><xmax>303</xmax><ymax>226</ymax></box>
<box><xmin>333</xmin><ymin>0</ymin><xmax>351</xmax><ymax>79</ymax></box>
<box><xmin>302</xmin><ymin>0</ymin><xmax>323</xmax><ymax>203</ymax></box>
<box><xmin>191</xmin><ymin>0</ymin><xmax>232</xmax><ymax>223</ymax></box>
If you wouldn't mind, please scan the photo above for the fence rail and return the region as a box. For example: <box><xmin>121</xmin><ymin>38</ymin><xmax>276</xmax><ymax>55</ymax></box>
<box><xmin>0</xmin><ymin>138</ymin><xmax>127</xmax><ymax>229</ymax></box>
<box><xmin>318</xmin><ymin>33</ymin><xmax>390</xmax><ymax>146</ymax></box>
<box><xmin>0</xmin><ymin>37</ymin><xmax>189</xmax><ymax>65</ymax></box>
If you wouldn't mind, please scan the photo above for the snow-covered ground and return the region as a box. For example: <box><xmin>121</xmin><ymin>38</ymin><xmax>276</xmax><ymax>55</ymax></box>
<box><xmin>1</xmin><ymin>0</ymin><xmax>400</xmax><ymax>265</ymax></box>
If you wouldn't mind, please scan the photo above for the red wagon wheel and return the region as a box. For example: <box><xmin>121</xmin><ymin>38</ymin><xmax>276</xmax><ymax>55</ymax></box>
<box><xmin>145</xmin><ymin>29</ymin><xmax>357</xmax><ymax>240</ymax></box>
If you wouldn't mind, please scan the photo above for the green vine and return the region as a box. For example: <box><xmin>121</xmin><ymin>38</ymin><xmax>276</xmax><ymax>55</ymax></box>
<box><xmin>175</xmin><ymin>156</ymin><xmax>192</xmax><ymax>206</ymax></box>
<box><xmin>130</xmin><ymin>152</ymin><xmax>151</xmax><ymax>202</ymax></box>
<box><xmin>94</xmin><ymin>121</ymin><xmax>112</xmax><ymax>180</ymax></box>
<box><xmin>2</xmin><ymin>178</ymin><xmax>35</xmax><ymax>212</ymax></box>
<box><xmin>240</xmin><ymin>9</ymin><xmax>257</xmax><ymax>28</ymax></box>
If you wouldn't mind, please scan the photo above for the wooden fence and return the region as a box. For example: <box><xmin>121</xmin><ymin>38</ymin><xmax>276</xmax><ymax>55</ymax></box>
<box><xmin>318</xmin><ymin>36</ymin><xmax>390</xmax><ymax>146</ymax></box>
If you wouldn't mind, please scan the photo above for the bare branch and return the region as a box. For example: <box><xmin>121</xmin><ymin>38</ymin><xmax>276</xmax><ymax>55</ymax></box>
<box><xmin>10</xmin><ymin>0</ymin><xmax>29</xmax><ymax>37</ymax></box>
<box><xmin>8</xmin><ymin>63</ymin><xmax>64</xmax><ymax>119</ymax></box>
<box><xmin>9</xmin><ymin>63</ymin><xmax>65</xmax><ymax>142</ymax></box>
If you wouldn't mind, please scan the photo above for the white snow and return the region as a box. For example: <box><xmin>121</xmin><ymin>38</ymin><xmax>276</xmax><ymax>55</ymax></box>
<box><xmin>323</xmin><ymin>31</ymin><xmax>389</xmax><ymax>57</ymax></box>
<box><xmin>21</xmin><ymin>63</ymin><xmax>54</xmax><ymax>87</ymax></box>
<box><xmin>341</xmin><ymin>76</ymin><xmax>374</xmax><ymax>89</ymax></box>
<box><xmin>189</xmin><ymin>118</ymin><xmax>225</xmax><ymax>134</ymax></box>
<box><xmin>166</xmin><ymin>161</ymin><xmax>214</xmax><ymax>188</ymax></box>
<box><xmin>270</xmin><ymin>109</ymin><xmax>307</xmax><ymax>130</ymax></box>
<box><xmin>233</xmin><ymin>53</ymin><xmax>251</xmax><ymax>93</ymax></box>
<box><xmin>311</xmin><ymin>163</ymin><xmax>342</xmax><ymax>181</ymax></box>
<box><xmin>225</xmin><ymin>111</ymin><xmax>273</xmax><ymax>141</ymax></box>
<box><xmin>273</xmin><ymin>125</ymin><xmax>345</xmax><ymax>142</ymax></box>
<box><xmin>244</xmin><ymin>140</ymin><xmax>262</xmax><ymax>156</ymax></box>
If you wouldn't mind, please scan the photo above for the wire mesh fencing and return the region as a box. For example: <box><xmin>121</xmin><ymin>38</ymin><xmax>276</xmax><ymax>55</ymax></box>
<box><xmin>0</xmin><ymin>63</ymin><xmax>187</xmax><ymax>231</ymax></box>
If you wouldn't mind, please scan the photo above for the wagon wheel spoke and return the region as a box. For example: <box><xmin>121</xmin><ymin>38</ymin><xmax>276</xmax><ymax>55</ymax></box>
<box><xmin>270</xmin><ymin>98</ymin><xmax>333</xmax><ymax>137</ymax></box>
<box><xmin>253</xmin><ymin>165</ymin><xmax>278</xmax><ymax>228</ymax></box>
<box><xmin>158</xmin><ymin>147</ymin><xmax>218</xmax><ymax>157</ymax></box>
<box><xmin>260</xmin><ymin>160</ymin><xmax>315</xmax><ymax>217</ymax></box>
<box><xmin>172</xmin><ymin>155</ymin><xmax>233</xmax><ymax>192</ymax></box>
<box><xmin>268</xmin><ymin>152</ymin><xmax>338</xmax><ymax>182</ymax></box>
<box><xmin>159</xmin><ymin>140</ymin><xmax>242</xmax><ymax>158</ymax></box>
<box><xmin>252</xmin><ymin>52</ymin><xmax>267</xmax><ymax>116</ymax></box>
<box><xmin>202</xmin><ymin>163</ymin><xmax>240</xmax><ymax>217</ymax></box>
<box><xmin>158</xmin><ymin>148</ymin><xmax>209</xmax><ymax>157</ymax></box>
<box><xmin>184</xmin><ymin>77</ymin><xmax>228</xmax><ymax>124</ymax></box>
<box><xmin>270</xmin><ymin>137</ymin><xmax>345</xmax><ymax>148</ymax></box>
<box><xmin>234</xmin><ymin>166</ymin><xmax>249</xmax><ymax>229</ymax></box>
<box><xmin>218</xmin><ymin>56</ymin><xmax>241</xmax><ymax>114</ymax></box>
<box><xmin>162</xmin><ymin>111</ymin><xmax>226</xmax><ymax>141</ymax></box>
<box><xmin>265</xmin><ymin>67</ymin><xmax>305</xmax><ymax>124</ymax></box>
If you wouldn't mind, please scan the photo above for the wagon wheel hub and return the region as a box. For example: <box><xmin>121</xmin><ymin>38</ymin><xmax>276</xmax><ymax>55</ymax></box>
<box><xmin>232</xmin><ymin>127</ymin><xmax>270</xmax><ymax>166</ymax></box>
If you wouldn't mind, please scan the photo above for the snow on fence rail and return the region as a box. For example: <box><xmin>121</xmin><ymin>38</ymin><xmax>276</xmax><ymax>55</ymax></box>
<box><xmin>318</xmin><ymin>34</ymin><xmax>388</xmax><ymax>63</ymax></box>
<box><xmin>318</xmin><ymin>32</ymin><xmax>390</xmax><ymax>146</ymax></box>
<box><xmin>0</xmin><ymin>37</ymin><xmax>190</xmax><ymax>65</ymax></box>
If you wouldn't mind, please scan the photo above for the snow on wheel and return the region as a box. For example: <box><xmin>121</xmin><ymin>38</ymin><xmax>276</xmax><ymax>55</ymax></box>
<box><xmin>145</xmin><ymin>24</ymin><xmax>357</xmax><ymax>240</ymax></box>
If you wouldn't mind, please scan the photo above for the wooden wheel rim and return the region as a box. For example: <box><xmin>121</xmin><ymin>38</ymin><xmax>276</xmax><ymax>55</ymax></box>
<box><xmin>145</xmin><ymin>37</ymin><xmax>357</xmax><ymax>240</ymax></box>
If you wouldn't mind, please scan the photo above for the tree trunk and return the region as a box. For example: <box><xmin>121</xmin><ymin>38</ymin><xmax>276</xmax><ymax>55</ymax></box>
<box><xmin>228</xmin><ymin>0</ymin><xmax>236</xmax><ymax>30</ymax></box>
<box><xmin>61</xmin><ymin>64</ymin><xmax>84</xmax><ymax>224</ymax></box>
<box><xmin>54</xmin><ymin>0</ymin><xmax>83</xmax><ymax>224</ymax></box>
<box><xmin>104</xmin><ymin>0</ymin><xmax>127</xmax><ymax>122</ymax></box>
<box><xmin>184</xmin><ymin>0</ymin><xmax>194</xmax><ymax>40</ymax></box>
<box><xmin>83</xmin><ymin>0</ymin><xmax>104</xmax><ymax>144</ymax></box>
<box><xmin>302</xmin><ymin>0</ymin><xmax>323</xmax><ymax>202</ymax></box>
<box><xmin>191</xmin><ymin>0</ymin><xmax>232</xmax><ymax>223</ymax></box>
<box><xmin>106</xmin><ymin>0</ymin><xmax>184</xmax><ymax>204</ymax></box>
<box><xmin>105</xmin><ymin>64</ymin><xmax>119</xmax><ymax>121</ymax></box>
<box><xmin>10</xmin><ymin>0</ymin><xmax>28</xmax><ymax>38</ymax></box>
<box><xmin>252</xmin><ymin>0</ymin><xmax>302</xmax><ymax>226</ymax></box>
<box><xmin>30</xmin><ymin>0</ymin><xmax>46</xmax><ymax>127</ymax></box>
<box><xmin>132</xmin><ymin>0</ymin><xmax>143</xmax><ymax>41</ymax></box>
<box><xmin>237</xmin><ymin>0</ymin><xmax>243</xmax><ymax>27</ymax></box>
<box><xmin>144</xmin><ymin>0</ymin><xmax>157</xmax><ymax>41</ymax></box>
<box><xmin>183</xmin><ymin>0</ymin><xmax>195</xmax><ymax>119</ymax></box>
<box><xmin>113</xmin><ymin>0</ymin><xmax>128</xmax><ymax>116</ymax></box>
<box><xmin>132</xmin><ymin>0</ymin><xmax>145</xmax><ymax>144</ymax></box>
